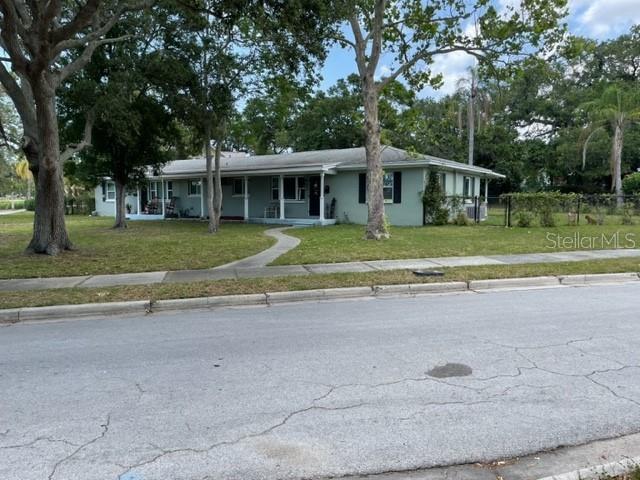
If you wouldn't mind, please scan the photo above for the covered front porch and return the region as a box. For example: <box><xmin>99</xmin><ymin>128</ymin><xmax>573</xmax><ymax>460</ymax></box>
<box><xmin>128</xmin><ymin>169</ymin><xmax>338</xmax><ymax>226</ymax></box>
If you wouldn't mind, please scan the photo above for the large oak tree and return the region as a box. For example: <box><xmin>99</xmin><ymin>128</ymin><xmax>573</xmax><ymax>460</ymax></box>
<box><xmin>0</xmin><ymin>1</ymin><xmax>146</xmax><ymax>254</ymax></box>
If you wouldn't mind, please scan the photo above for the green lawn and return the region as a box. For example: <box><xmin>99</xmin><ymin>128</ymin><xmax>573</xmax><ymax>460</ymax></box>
<box><xmin>0</xmin><ymin>212</ymin><xmax>274</xmax><ymax>279</ymax></box>
<box><xmin>272</xmin><ymin>221</ymin><xmax>640</xmax><ymax>265</ymax></box>
<box><xmin>2</xmin><ymin>256</ymin><xmax>640</xmax><ymax>309</ymax></box>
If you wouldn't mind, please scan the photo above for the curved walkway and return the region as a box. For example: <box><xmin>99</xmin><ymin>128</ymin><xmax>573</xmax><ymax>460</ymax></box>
<box><xmin>213</xmin><ymin>227</ymin><xmax>300</xmax><ymax>270</ymax></box>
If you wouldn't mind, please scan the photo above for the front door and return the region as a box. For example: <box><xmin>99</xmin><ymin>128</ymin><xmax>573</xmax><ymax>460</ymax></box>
<box><xmin>140</xmin><ymin>186</ymin><xmax>148</xmax><ymax>213</ymax></box>
<box><xmin>309</xmin><ymin>175</ymin><xmax>320</xmax><ymax>216</ymax></box>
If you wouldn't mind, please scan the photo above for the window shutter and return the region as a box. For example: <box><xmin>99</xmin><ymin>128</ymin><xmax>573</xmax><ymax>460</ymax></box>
<box><xmin>393</xmin><ymin>171</ymin><xmax>402</xmax><ymax>203</ymax></box>
<box><xmin>358</xmin><ymin>173</ymin><xmax>366</xmax><ymax>204</ymax></box>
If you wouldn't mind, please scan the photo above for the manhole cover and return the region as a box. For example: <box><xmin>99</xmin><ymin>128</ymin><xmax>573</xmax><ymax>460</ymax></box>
<box><xmin>427</xmin><ymin>363</ymin><xmax>472</xmax><ymax>378</ymax></box>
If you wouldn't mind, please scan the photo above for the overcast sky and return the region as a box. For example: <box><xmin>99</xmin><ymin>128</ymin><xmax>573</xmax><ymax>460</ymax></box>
<box><xmin>318</xmin><ymin>0</ymin><xmax>640</xmax><ymax>98</ymax></box>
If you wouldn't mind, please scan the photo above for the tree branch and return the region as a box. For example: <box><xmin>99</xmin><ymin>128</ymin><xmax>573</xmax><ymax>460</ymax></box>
<box><xmin>60</xmin><ymin>109</ymin><xmax>94</xmax><ymax>162</ymax></box>
<box><xmin>55</xmin><ymin>34</ymin><xmax>131</xmax><ymax>85</ymax></box>
<box><xmin>50</xmin><ymin>0</ymin><xmax>101</xmax><ymax>44</ymax></box>
<box><xmin>376</xmin><ymin>45</ymin><xmax>488</xmax><ymax>91</ymax></box>
<box><xmin>348</xmin><ymin>15</ymin><xmax>367</xmax><ymax>78</ymax></box>
<box><xmin>0</xmin><ymin>60</ymin><xmax>36</xmax><ymax>133</ymax></box>
<box><xmin>367</xmin><ymin>0</ymin><xmax>385</xmax><ymax>77</ymax></box>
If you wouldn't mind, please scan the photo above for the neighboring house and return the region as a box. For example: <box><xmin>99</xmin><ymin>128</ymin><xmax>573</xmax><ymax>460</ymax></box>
<box><xmin>94</xmin><ymin>146</ymin><xmax>504</xmax><ymax>226</ymax></box>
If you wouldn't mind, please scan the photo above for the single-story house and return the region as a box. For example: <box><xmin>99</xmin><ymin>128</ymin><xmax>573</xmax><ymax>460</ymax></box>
<box><xmin>94</xmin><ymin>146</ymin><xmax>504</xmax><ymax>226</ymax></box>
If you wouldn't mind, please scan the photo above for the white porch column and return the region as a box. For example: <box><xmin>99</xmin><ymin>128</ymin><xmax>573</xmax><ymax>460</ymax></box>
<box><xmin>200</xmin><ymin>178</ymin><xmax>205</xmax><ymax>218</ymax></box>
<box><xmin>319</xmin><ymin>172</ymin><xmax>325</xmax><ymax>221</ymax></box>
<box><xmin>484</xmin><ymin>178</ymin><xmax>489</xmax><ymax>200</ymax></box>
<box><xmin>279</xmin><ymin>174</ymin><xmax>285</xmax><ymax>220</ymax></box>
<box><xmin>136</xmin><ymin>186</ymin><xmax>141</xmax><ymax>214</ymax></box>
<box><xmin>243</xmin><ymin>176</ymin><xmax>249</xmax><ymax>221</ymax></box>
<box><xmin>161</xmin><ymin>179</ymin><xmax>165</xmax><ymax>216</ymax></box>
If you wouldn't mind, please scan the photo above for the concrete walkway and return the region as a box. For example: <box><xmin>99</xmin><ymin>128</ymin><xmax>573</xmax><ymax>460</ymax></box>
<box><xmin>214</xmin><ymin>227</ymin><xmax>301</xmax><ymax>269</ymax></box>
<box><xmin>0</xmin><ymin>209</ymin><xmax>25</xmax><ymax>215</ymax></box>
<box><xmin>1</xmin><ymin>247</ymin><xmax>640</xmax><ymax>292</ymax></box>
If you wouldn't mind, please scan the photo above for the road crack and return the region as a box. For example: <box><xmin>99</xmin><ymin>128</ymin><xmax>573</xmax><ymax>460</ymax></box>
<box><xmin>48</xmin><ymin>414</ymin><xmax>110</xmax><ymax>480</ymax></box>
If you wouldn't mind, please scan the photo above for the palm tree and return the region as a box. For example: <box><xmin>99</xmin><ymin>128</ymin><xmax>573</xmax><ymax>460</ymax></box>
<box><xmin>456</xmin><ymin>67</ymin><xmax>493</xmax><ymax>166</ymax></box>
<box><xmin>15</xmin><ymin>158</ymin><xmax>32</xmax><ymax>200</ymax></box>
<box><xmin>581</xmin><ymin>84</ymin><xmax>640</xmax><ymax>204</ymax></box>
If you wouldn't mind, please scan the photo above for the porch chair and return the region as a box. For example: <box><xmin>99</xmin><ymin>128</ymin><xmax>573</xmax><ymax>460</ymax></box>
<box><xmin>146</xmin><ymin>198</ymin><xmax>160</xmax><ymax>215</ymax></box>
<box><xmin>165</xmin><ymin>197</ymin><xmax>179</xmax><ymax>218</ymax></box>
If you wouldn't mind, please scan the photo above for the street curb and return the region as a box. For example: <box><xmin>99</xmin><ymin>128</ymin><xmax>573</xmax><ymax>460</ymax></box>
<box><xmin>559</xmin><ymin>272</ymin><xmax>640</xmax><ymax>286</ymax></box>
<box><xmin>536</xmin><ymin>455</ymin><xmax>640</xmax><ymax>480</ymax></box>
<box><xmin>10</xmin><ymin>300</ymin><xmax>151</xmax><ymax>323</ymax></box>
<box><xmin>1</xmin><ymin>273</ymin><xmax>639</xmax><ymax>323</ymax></box>
<box><xmin>469</xmin><ymin>276</ymin><xmax>560</xmax><ymax>291</ymax></box>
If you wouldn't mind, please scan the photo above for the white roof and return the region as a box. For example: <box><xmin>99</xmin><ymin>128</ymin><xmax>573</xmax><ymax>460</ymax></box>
<box><xmin>151</xmin><ymin>146</ymin><xmax>504</xmax><ymax>179</ymax></box>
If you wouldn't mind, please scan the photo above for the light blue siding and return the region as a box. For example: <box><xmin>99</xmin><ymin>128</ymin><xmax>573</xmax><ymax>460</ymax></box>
<box><xmin>93</xmin><ymin>167</ymin><xmax>485</xmax><ymax>226</ymax></box>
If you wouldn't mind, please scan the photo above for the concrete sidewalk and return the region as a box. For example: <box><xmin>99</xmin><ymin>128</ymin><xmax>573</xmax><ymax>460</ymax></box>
<box><xmin>1</xmin><ymin>248</ymin><xmax>640</xmax><ymax>292</ymax></box>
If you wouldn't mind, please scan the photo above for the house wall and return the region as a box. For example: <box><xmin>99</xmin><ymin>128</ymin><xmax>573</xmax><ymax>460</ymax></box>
<box><xmin>327</xmin><ymin>168</ymin><xmax>424</xmax><ymax>226</ymax></box>
<box><xmin>94</xmin><ymin>168</ymin><xmax>487</xmax><ymax>226</ymax></box>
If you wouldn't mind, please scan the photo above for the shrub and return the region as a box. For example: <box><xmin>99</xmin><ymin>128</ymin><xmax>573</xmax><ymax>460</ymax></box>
<box><xmin>422</xmin><ymin>171</ymin><xmax>449</xmax><ymax>225</ymax></box>
<box><xmin>453</xmin><ymin>211</ymin><xmax>471</xmax><ymax>226</ymax></box>
<box><xmin>505</xmin><ymin>192</ymin><xmax>580</xmax><ymax>228</ymax></box>
<box><xmin>24</xmin><ymin>199</ymin><xmax>36</xmax><ymax>211</ymax></box>
<box><xmin>622</xmin><ymin>202</ymin><xmax>634</xmax><ymax>225</ymax></box>
<box><xmin>515</xmin><ymin>210</ymin><xmax>534</xmax><ymax>228</ymax></box>
<box><xmin>539</xmin><ymin>208</ymin><xmax>555</xmax><ymax>227</ymax></box>
<box><xmin>623</xmin><ymin>172</ymin><xmax>640</xmax><ymax>195</ymax></box>
<box><xmin>0</xmin><ymin>199</ymin><xmax>26</xmax><ymax>210</ymax></box>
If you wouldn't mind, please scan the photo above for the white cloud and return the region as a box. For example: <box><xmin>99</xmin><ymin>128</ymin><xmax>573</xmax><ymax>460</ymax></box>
<box><xmin>570</xmin><ymin>0</ymin><xmax>640</xmax><ymax>38</ymax></box>
<box><xmin>424</xmin><ymin>50</ymin><xmax>477</xmax><ymax>97</ymax></box>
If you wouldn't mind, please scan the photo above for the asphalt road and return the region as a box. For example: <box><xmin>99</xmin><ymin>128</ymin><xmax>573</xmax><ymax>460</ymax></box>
<box><xmin>2</xmin><ymin>284</ymin><xmax>640</xmax><ymax>480</ymax></box>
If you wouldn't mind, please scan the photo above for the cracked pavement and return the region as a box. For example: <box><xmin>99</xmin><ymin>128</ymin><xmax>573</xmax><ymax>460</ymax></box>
<box><xmin>2</xmin><ymin>283</ymin><xmax>640</xmax><ymax>479</ymax></box>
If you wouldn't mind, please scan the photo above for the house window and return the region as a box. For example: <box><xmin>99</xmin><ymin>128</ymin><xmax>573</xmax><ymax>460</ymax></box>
<box><xmin>165</xmin><ymin>181</ymin><xmax>173</xmax><ymax>200</ymax></box>
<box><xmin>188</xmin><ymin>180</ymin><xmax>201</xmax><ymax>196</ymax></box>
<box><xmin>105</xmin><ymin>181</ymin><xmax>116</xmax><ymax>202</ymax></box>
<box><xmin>232</xmin><ymin>178</ymin><xmax>244</xmax><ymax>196</ymax></box>
<box><xmin>463</xmin><ymin>176</ymin><xmax>474</xmax><ymax>198</ymax></box>
<box><xmin>383</xmin><ymin>173</ymin><xmax>394</xmax><ymax>202</ymax></box>
<box><xmin>439</xmin><ymin>173</ymin><xmax>446</xmax><ymax>192</ymax></box>
<box><xmin>283</xmin><ymin>176</ymin><xmax>305</xmax><ymax>201</ymax></box>
<box><xmin>297</xmin><ymin>177</ymin><xmax>306</xmax><ymax>200</ymax></box>
<box><xmin>271</xmin><ymin>177</ymin><xmax>279</xmax><ymax>200</ymax></box>
<box><xmin>149</xmin><ymin>181</ymin><xmax>159</xmax><ymax>199</ymax></box>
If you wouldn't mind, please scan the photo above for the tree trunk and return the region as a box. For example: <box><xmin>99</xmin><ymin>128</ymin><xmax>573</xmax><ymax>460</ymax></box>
<box><xmin>26</xmin><ymin>81</ymin><xmax>72</xmax><ymax>255</ymax></box>
<box><xmin>468</xmin><ymin>70</ymin><xmax>476</xmax><ymax>166</ymax></box>
<box><xmin>211</xmin><ymin>138</ymin><xmax>223</xmax><ymax>232</ymax></box>
<box><xmin>362</xmin><ymin>77</ymin><xmax>388</xmax><ymax>240</ymax></box>
<box><xmin>205</xmin><ymin>123</ymin><xmax>216</xmax><ymax>232</ymax></box>
<box><xmin>113</xmin><ymin>179</ymin><xmax>127</xmax><ymax>229</ymax></box>
<box><xmin>612</xmin><ymin>121</ymin><xmax>624</xmax><ymax>206</ymax></box>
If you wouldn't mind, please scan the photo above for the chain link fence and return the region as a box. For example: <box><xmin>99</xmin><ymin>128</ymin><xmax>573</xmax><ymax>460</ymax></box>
<box><xmin>432</xmin><ymin>194</ymin><xmax>640</xmax><ymax>227</ymax></box>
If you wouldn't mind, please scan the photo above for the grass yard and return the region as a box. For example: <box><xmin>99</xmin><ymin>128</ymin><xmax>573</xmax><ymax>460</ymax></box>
<box><xmin>2</xmin><ymin>256</ymin><xmax>640</xmax><ymax>309</ymax></box>
<box><xmin>272</xmin><ymin>221</ymin><xmax>640</xmax><ymax>265</ymax></box>
<box><xmin>0</xmin><ymin>212</ymin><xmax>274</xmax><ymax>279</ymax></box>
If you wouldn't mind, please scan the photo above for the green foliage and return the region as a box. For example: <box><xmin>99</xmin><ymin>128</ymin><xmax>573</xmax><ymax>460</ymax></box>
<box><xmin>422</xmin><ymin>172</ymin><xmax>448</xmax><ymax>225</ymax></box>
<box><xmin>507</xmin><ymin>192</ymin><xmax>579</xmax><ymax>227</ymax></box>
<box><xmin>515</xmin><ymin>211</ymin><xmax>534</xmax><ymax>228</ymax></box>
<box><xmin>623</xmin><ymin>172</ymin><xmax>640</xmax><ymax>195</ymax></box>
<box><xmin>453</xmin><ymin>211</ymin><xmax>471</xmax><ymax>226</ymax></box>
<box><xmin>622</xmin><ymin>202</ymin><xmax>634</xmax><ymax>225</ymax></box>
<box><xmin>24</xmin><ymin>199</ymin><xmax>35</xmax><ymax>211</ymax></box>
